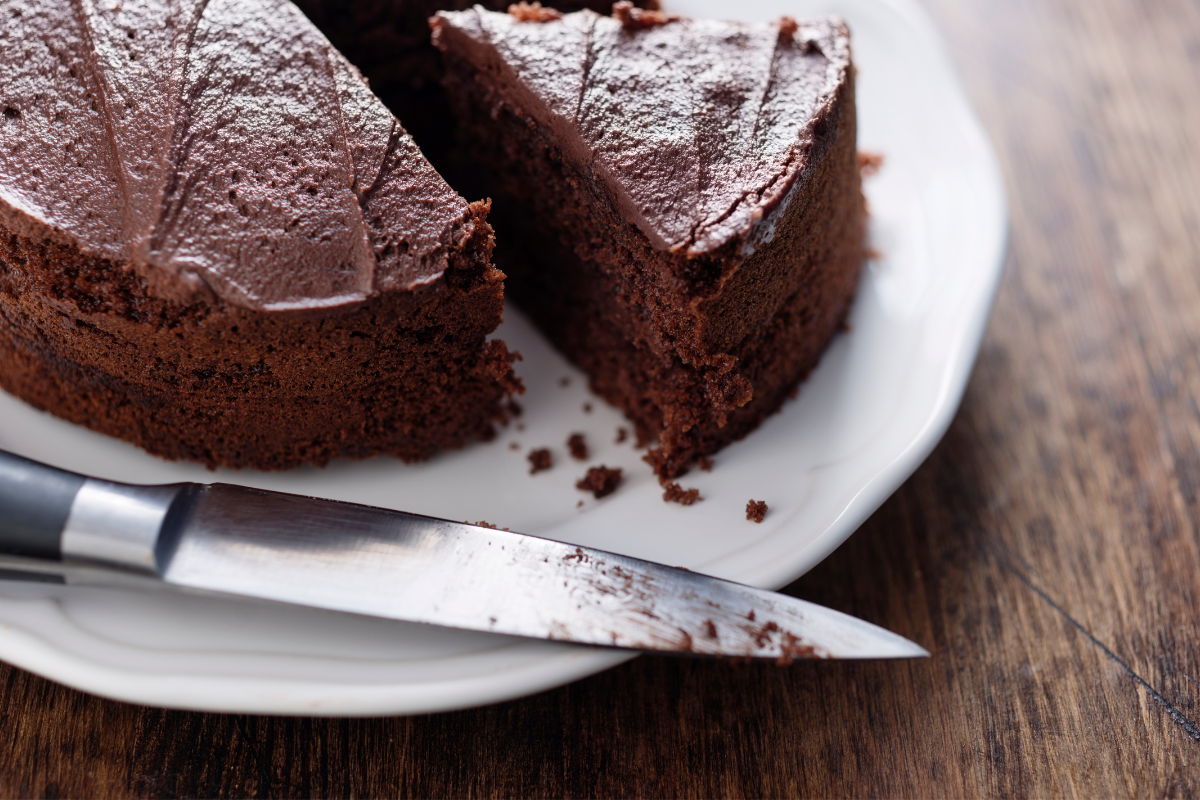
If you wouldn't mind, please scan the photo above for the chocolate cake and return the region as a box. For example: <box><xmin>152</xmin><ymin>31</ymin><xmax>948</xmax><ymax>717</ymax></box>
<box><xmin>432</xmin><ymin>5</ymin><xmax>865</xmax><ymax>478</ymax></box>
<box><xmin>0</xmin><ymin>0</ymin><xmax>519</xmax><ymax>470</ymax></box>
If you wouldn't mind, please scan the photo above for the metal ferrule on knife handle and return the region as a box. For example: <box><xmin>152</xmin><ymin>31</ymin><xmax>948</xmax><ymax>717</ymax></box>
<box><xmin>0</xmin><ymin>449</ymin><xmax>191</xmax><ymax>575</ymax></box>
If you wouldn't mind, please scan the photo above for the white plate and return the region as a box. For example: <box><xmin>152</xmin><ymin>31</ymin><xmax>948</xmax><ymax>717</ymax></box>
<box><xmin>0</xmin><ymin>0</ymin><xmax>1005</xmax><ymax>715</ymax></box>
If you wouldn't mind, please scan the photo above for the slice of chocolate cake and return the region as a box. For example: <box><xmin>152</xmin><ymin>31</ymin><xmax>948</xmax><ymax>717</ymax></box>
<box><xmin>0</xmin><ymin>0</ymin><xmax>519</xmax><ymax>470</ymax></box>
<box><xmin>432</xmin><ymin>5</ymin><xmax>865</xmax><ymax>478</ymax></box>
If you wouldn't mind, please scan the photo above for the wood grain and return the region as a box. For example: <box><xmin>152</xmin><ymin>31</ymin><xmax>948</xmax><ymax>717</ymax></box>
<box><xmin>3</xmin><ymin>0</ymin><xmax>1200</xmax><ymax>795</ymax></box>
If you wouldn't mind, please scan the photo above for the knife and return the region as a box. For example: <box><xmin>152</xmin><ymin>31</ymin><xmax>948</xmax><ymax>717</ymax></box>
<box><xmin>0</xmin><ymin>449</ymin><xmax>927</xmax><ymax>662</ymax></box>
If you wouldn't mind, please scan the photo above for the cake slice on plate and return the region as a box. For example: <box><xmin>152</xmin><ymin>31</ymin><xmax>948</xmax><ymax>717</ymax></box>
<box><xmin>0</xmin><ymin>0</ymin><xmax>519</xmax><ymax>470</ymax></box>
<box><xmin>432</xmin><ymin>3</ymin><xmax>866</xmax><ymax>478</ymax></box>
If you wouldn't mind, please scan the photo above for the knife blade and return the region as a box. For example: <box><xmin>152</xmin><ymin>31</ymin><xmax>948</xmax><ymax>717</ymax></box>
<box><xmin>0</xmin><ymin>449</ymin><xmax>928</xmax><ymax>661</ymax></box>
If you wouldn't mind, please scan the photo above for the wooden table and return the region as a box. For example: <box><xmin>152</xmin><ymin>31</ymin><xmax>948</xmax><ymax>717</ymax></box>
<box><xmin>3</xmin><ymin>0</ymin><xmax>1199</xmax><ymax>796</ymax></box>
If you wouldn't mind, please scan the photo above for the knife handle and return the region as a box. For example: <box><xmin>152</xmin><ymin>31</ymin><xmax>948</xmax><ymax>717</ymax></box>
<box><xmin>0</xmin><ymin>450</ymin><xmax>86</xmax><ymax>560</ymax></box>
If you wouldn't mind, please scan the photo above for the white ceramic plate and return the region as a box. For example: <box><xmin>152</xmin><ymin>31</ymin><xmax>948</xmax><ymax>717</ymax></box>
<box><xmin>0</xmin><ymin>0</ymin><xmax>1005</xmax><ymax>715</ymax></box>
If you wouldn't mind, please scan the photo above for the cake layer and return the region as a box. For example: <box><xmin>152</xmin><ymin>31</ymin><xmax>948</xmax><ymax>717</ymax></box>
<box><xmin>0</xmin><ymin>209</ymin><xmax>517</xmax><ymax>470</ymax></box>
<box><xmin>434</xmin><ymin>7</ymin><xmax>864</xmax><ymax>477</ymax></box>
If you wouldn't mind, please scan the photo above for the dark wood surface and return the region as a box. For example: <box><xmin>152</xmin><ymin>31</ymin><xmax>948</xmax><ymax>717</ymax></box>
<box><xmin>4</xmin><ymin>0</ymin><xmax>1200</xmax><ymax>796</ymax></box>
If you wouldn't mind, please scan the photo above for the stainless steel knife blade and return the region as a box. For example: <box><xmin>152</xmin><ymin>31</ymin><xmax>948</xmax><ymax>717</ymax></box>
<box><xmin>0</xmin><ymin>451</ymin><xmax>929</xmax><ymax>661</ymax></box>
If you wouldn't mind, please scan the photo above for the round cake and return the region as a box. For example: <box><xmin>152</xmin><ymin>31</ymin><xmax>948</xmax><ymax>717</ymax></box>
<box><xmin>0</xmin><ymin>0</ymin><xmax>863</xmax><ymax>479</ymax></box>
<box><xmin>0</xmin><ymin>0</ymin><xmax>518</xmax><ymax>470</ymax></box>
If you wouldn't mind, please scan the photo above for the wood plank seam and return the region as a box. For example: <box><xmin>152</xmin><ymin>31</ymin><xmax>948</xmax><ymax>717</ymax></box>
<box><xmin>230</xmin><ymin>715</ymin><xmax>273</xmax><ymax>793</ymax></box>
<box><xmin>1000</xmin><ymin>555</ymin><xmax>1200</xmax><ymax>742</ymax></box>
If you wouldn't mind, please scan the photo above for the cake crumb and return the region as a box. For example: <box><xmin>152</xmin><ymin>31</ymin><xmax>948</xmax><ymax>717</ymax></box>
<box><xmin>505</xmin><ymin>399</ymin><xmax>523</xmax><ymax>418</ymax></box>
<box><xmin>583</xmin><ymin>402</ymin><xmax>593</xmax><ymax>414</ymax></box>
<box><xmin>567</xmin><ymin>432</ymin><xmax>589</xmax><ymax>460</ymax></box>
<box><xmin>559</xmin><ymin>376</ymin><xmax>571</xmax><ymax>387</ymax></box>
<box><xmin>576</xmin><ymin>499</ymin><xmax>585</xmax><ymax>509</ymax></box>
<box><xmin>472</xmin><ymin>520</ymin><xmax>498</xmax><ymax>529</ymax></box>
<box><xmin>746</xmin><ymin>499</ymin><xmax>768</xmax><ymax>523</ymax></box>
<box><xmin>508</xmin><ymin>1</ymin><xmax>562</xmax><ymax>22</ymax></box>
<box><xmin>528</xmin><ymin>448</ymin><xmax>553</xmax><ymax>474</ymax></box>
<box><xmin>576</xmin><ymin>465</ymin><xmax>623</xmax><ymax>498</ymax></box>
<box><xmin>787</xmin><ymin>386</ymin><xmax>800</xmax><ymax>401</ymax></box>
<box><xmin>777</xmin><ymin>632</ymin><xmax>819</xmax><ymax>665</ymax></box>
<box><xmin>663</xmin><ymin>481</ymin><xmax>702</xmax><ymax>506</ymax></box>
<box><xmin>778</xmin><ymin>16</ymin><xmax>798</xmax><ymax>37</ymax></box>
<box><xmin>612</xmin><ymin>0</ymin><xmax>679</xmax><ymax>29</ymax></box>
<box><xmin>696</xmin><ymin>455</ymin><xmax>713</xmax><ymax>472</ymax></box>
<box><xmin>703</xmin><ymin>619</ymin><xmax>718</xmax><ymax>639</ymax></box>
<box><xmin>509</xmin><ymin>442</ymin><xmax>520</xmax><ymax>451</ymax></box>
<box><xmin>615</xmin><ymin>427</ymin><xmax>629</xmax><ymax>444</ymax></box>
<box><xmin>516</xmin><ymin>422</ymin><xmax>526</xmax><ymax>432</ymax></box>
<box><xmin>858</xmin><ymin>151</ymin><xmax>885</xmax><ymax>177</ymax></box>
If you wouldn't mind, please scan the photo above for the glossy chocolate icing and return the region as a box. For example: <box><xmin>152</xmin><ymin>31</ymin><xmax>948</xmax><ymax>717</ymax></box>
<box><xmin>431</xmin><ymin>7</ymin><xmax>851</xmax><ymax>256</ymax></box>
<box><xmin>0</xmin><ymin>0</ymin><xmax>476</xmax><ymax>311</ymax></box>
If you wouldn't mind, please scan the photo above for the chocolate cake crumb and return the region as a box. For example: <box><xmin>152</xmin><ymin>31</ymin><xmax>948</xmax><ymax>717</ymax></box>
<box><xmin>696</xmin><ymin>455</ymin><xmax>713</xmax><ymax>472</ymax></box>
<box><xmin>472</xmin><ymin>520</ymin><xmax>498</xmax><ymax>529</ymax></box>
<box><xmin>751</xmin><ymin>620</ymin><xmax>780</xmax><ymax>647</ymax></box>
<box><xmin>777</xmin><ymin>632</ymin><xmax>819</xmax><ymax>665</ymax></box>
<box><xmin>528</xmin><ymin>448</ymin><xmax>553</xmax><ymax>474</ymax></box>
<box><xmin>508</xmin><ymin>1</ymin><xmax>562</xmax><ymax>22</ymax></box>
<box><xmin>516</xmin><ymin>422</ymin><xmax>526</xmax><ymax>432</ymax></box>
<box><xmin>559</xmin><ymin>376</ymin><xmax>571</xmax><ymax>387</ymax></box>
<box><xmin>778</xmin><ymin>16</ymin><xmax>799</xmax><ymax>37</ymax></box>
<box><xmin>746</xmin><ymin>499</ymin><xmax>768</xmax><ymax>523</ymax></box>
<box><xmin>612</xmin><ymin>0</ymin><xmax>679</xmax><ymax>29</ymax></box>
<box><xmin>576</xmin><ymin>499</ymin><xmax>585</xmax><ymax>509</ymax></box>
<box><xmin>509</xmin><ymin>442</ymin><xmax>520</xmax><ymax>451</ymax></box>
<box><xmin>505</xmin><ymin>399</ymin><xmax>524</xmax><ymax>418</ymax></box>
<box><xmin>583</xmin><ymin>402</ymin><xmax>593</xmax><ymax>414</ymax></box>
<box><xmin>703</xmin><ymin>619</ymin><xmax>718</xmax><ymax>639</ymax></box>
<box><xmin>858</xmin><ymin>151</ymin><xmax>885</xmax><ymax>177</ymax></box>
<box><xmin>567</xmin><ymin>433</ymin><xmax>589</xmax><ymax>460</ymax></box>
<box><xmin>663</xmin><ymin>481</ymin><xmax>702</xmax><ymax>505</ymax></box>
<box><xmin>615</xmin><ymin>427</ymin><xmax>629</xmax><ymax>444</ymax></box>
<box><xmin>787</xmin><ymin>386</ymin><xmax>800</xmax><ymax>401</ymax></box>
<box><xmin>576</xmin><ymin>465</ymin><xmax>623</xmax><ymax>498</ymax></box>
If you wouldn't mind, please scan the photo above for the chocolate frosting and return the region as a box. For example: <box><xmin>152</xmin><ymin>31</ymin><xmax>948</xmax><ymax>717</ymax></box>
<box><xmin>432</xmin><ymin>8</ymin><xmax>851</xmax><ymax>256</ymax></box>
<box><xmin>0</xmin><ymin>0</ymin><xmax>476</xmax><ymax>311</ymax></box>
